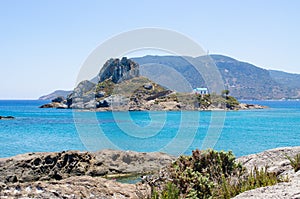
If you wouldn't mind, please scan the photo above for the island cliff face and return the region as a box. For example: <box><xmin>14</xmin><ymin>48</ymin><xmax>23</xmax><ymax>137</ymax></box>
<box><xmin>98</xmin><ymin>57</ymin><xmax>140</xmax><ymax>83</ymax></box>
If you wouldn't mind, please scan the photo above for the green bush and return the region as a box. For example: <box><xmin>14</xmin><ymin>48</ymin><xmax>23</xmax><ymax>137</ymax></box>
<box><xmin>150</xmin><ymin>149</ymin><xmax>287</xmax><ymax>199</ymax></box>
<box><xmin>286</xmin><ymin>153</ymin><xmax>300</xmax><ymax>172</ymax></box>
<box><xmin>216</xmin><ymin>166</ymin><xmax>281</xmax><ymax>198</ymax></box>
<box><xmin>151</xmin><ymin>182</ymin><xmax>180</xmax><ymax>199</ymax></box>
<box><xmin>225</xmin><ymin>96</ymin><xmax>239</xmax><ymax>109</ymax></box>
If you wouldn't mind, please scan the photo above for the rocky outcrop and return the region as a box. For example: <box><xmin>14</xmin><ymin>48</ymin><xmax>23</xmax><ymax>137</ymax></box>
<box><xmin>66</xmin><ymin>80</ymin><xmax>97</xmax><ymax>109</ymax></box>
<box><xmin>233</xmin><ymin>146</ymin><xmax>300</xmax><ymax>199</ymax></box>
<box><xmin>39</xmin><ymin>97</ymin><xmax>68</xmax><ymax>109</ymax></box>
<box><xmin>1</xmin><ymin>147</ymin><xmax>300</xmax><ymax>198</ymax></box>
<box><xmin>0</xmin><ymin>116</ymin><xmax>15</xmax><ymax>120</ymax></box>
<box><xmin>0</xmin><ymin>149</ymin><xmax>175</xmax><ymax>184</ymax></box>
<box><xmin>238</xmin><ymin>103</ymin><xmax>268</xmax><ymax>110</ymax></box>
<box><xmin>0</xmin><ymin>176</ymin><xmax>150</xmax><ymax>199</ymax></box>
<box><xmin>233</xmin><ymin>178</ymin><xmax>300</xmax><ymax>199</ymax></box>
<box><xmin>98</xmin><ymin>57</ymin><xmax>139</xmax><ymax>83</ymax></box>
<box><xmin>0</xmin><ymin>149</ymin><xmax>173</xmax><ymax>198</ymax></box>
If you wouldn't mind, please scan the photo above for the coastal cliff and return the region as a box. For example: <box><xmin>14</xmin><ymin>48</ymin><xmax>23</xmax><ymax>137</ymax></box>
<box><xmin>40</xmin><ymin>57</ymin><xmax>266</xmax><ymax>111</ymax></box>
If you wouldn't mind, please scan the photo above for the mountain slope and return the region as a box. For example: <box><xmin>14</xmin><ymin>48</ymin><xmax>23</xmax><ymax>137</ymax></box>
<box><xmin>133</xmin><ymin>55</ymin><xmax>300</xmax><ymax>100</ymax></box>
<box><xmin>269</xmin><ymin>70</ymin><xmax>300</xmax><ymax>90</ymax></box>
<box><xmin>210</xmin><ymin>55</ymin><xmax>290</xmax><ymax>99</ymax></box>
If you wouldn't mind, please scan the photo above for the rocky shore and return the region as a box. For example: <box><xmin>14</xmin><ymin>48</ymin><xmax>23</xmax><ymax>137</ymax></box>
<box><xmin>0</xmin><ymin>149</ymin><xmax>174</xmax><ymax>198</ymax></box>
<box><xmin>1</xmin><ymin>147</ymin><xmax>299</xmax><ymax>198</ymax></box>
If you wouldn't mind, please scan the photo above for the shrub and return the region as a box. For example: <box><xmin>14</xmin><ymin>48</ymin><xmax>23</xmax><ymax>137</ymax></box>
<box><xmin>151</xmin><ymin>182</ymin><xmax>180</xmax><ymax>199</ymax></box>
<box><xmin>286</xmin><ymin>153</ymin><xmax>300</xmax><ymax>172</ymax></box>
<box><xmin>167</xmin><ymin>149</ymin><xmax>244</xmax><ymax>198</ymax></box>
<box><xmin>150</xmin><ymin>149</ymin><xmax>287</xmax><ymax>199</ymax></box>
<box><xmin>215</xmin><ymin>166</ymin><xmax>282</xmax><ymax>198</ymax></box>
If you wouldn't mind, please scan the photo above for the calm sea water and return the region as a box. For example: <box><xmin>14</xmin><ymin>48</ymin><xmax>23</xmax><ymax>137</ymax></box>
<box><xmin>0</xmin><ymin>100</ymin><xmax>299</xmax><ymax>158</ymax></box>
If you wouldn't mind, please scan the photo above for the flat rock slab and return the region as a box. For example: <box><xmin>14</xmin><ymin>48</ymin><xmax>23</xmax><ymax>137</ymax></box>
<box><xmin>0</xmin><ymin>149</ymin><xmax>175</xmax><ymax>184</ymax></box>
<box><xmin>0</xmin><ymin>176</ymin><xmax>150</xmax><ymax>199</ymax></box>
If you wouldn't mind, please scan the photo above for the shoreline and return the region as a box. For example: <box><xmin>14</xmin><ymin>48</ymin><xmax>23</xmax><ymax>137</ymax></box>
<box><xmin>1</xmin><ymin>146</ymin><xmax>299</xmax><ymax>198</ymax></box>
<box><xmin>39</xmin><ymin>102</ymin><xmax>268</xmax><ymax>111</ymax></box>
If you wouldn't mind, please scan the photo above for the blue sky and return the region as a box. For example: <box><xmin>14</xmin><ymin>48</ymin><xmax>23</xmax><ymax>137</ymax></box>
<box><xmin>1</xmin><ymin>0</ymin><xmax>299</xmax><ymax>99</ymax></box>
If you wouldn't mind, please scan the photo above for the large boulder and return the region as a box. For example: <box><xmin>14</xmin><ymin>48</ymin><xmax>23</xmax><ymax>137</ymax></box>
<box><xmin>233</xmin><ymin>146</ymin><xmax>300</xmax><ymax>199</ymax></box>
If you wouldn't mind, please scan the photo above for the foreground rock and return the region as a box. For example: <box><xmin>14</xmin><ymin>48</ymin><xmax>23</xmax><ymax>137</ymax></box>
<box><xmin>0</xmin><ymin>149</ymin><xmax>174</xmax><ymax>184</ymax></box>
<box><xmin>234</xmin><ymin>146</ymin><xmax>300</xmax><ymax>199</ymax></box>
<box><xmin>1</xmin><ymin>147</ymin><xmax>300</xmax><ymax>198</ymax></box>
<box><xmin>0</xmin><ymin>176</ymin><xmax>150</xmax><ymax>199</ymax></box>
<box><xmin>0</xmin><ymin>150</ymin><xmax>173</xmax><ymax>198</ymax></box>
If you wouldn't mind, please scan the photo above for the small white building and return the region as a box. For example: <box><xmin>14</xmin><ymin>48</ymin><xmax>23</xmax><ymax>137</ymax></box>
<box><xmin>193</xmin><ymin>88</ymin><xmax>209</xmax><ymax>95</ymax></box>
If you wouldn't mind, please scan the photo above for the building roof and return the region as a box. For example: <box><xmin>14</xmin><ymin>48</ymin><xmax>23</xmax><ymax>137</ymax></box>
<box><xmin>193</xmin><ymin>88</ymin><xmax>208</xmax><ymax>91</ymax></box>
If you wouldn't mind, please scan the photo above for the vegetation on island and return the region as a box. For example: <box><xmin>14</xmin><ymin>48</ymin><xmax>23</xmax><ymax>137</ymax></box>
<box><xmin>150</xmin><ymin>149</ymin><xmax>288</xmax><ymax>199</ymax></box>
<box><xmin>197</xmin><ymin>90</ymin><xmax>240</xmax><ymax>110</ymax></box>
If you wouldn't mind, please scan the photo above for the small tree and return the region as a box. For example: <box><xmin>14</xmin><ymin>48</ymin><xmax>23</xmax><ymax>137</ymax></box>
<box><xmin>222</xmin><ymin>90</ymin><xmax>230</xmax><ymax>98</ymax></box>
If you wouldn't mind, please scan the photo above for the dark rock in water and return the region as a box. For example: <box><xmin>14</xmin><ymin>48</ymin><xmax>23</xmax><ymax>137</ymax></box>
<box><xmin>39</xmin><ymin>104</ymin><xmax>53</xmax><ymax>108</ymax></box>
<box><xmin>0</xmin><ymin>116</ymin><xmax>15</xmax><ymax>120</ymax></box>
<box><xmin>98</xmin><ymin>57</ymin><xmax>139</xmax><ymax>83</ymax></box>
<box><xmin>39</xmin><ymin>102</ymin><xmax>67</xmax><ymax>109</ymax></box>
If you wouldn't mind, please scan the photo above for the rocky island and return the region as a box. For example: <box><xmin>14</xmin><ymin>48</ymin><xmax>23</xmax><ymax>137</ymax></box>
<box><xmin>0</xmin><ymin>147</ymin><xmax>299</xmax><ymax>198</ymax></box>
<box><xmin>40</xmin><ymin>57</ymin><xmax>266</xmax><ymax>111</ymax></box>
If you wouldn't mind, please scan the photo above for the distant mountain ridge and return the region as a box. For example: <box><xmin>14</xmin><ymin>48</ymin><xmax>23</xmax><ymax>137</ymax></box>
<box><xmin>38</xmin><ymin>90</ymin><xmax>72</xmax><ymax>100</ymax></box>
<box><xmin>132</xmin><ymin>55</ymin><xmax>300</xmax><ymax>100</ymax></box>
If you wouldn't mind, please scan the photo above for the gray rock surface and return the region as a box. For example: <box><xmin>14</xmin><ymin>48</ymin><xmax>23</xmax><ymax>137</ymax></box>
<box><xmin>1</xmin><ymin>147</ymin><xmax>300</xmax><ymax>198</ymax></box>
<box><xmin>234</xmin><ymin>146</ymin><xmax>300</xmax><ymax>199</ymax></box>
<box><xmin>0</xmin><ymin>149</ymin><xmax>172</xmax><ymax>198</ymax></box>
<box><xmin>98</xmin><ymin>57</ymin><xmax>139</xmax><ymax>84</ymax></box>
<box><xmin>0</xmin><ymin>176</ymin><xmax>150</xmax><ymax>199</ymax></box>
<box><xmin>0</xmin><ymin>149</ymin><xmax>175</xmax><ymax>184</ymax></box>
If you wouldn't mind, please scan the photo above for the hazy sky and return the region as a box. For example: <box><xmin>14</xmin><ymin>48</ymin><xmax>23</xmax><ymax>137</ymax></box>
<box><xmin>1</xmin><ymin>0</ymin><xmax>299</xmax><ymax>99</ymax></box>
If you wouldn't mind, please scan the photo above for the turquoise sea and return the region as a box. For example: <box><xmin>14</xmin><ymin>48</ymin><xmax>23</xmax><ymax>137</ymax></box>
<box><xmin>0</xmin><ymin>100</ymin><xmax>299</xmax><ymax>158</ymax></box>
